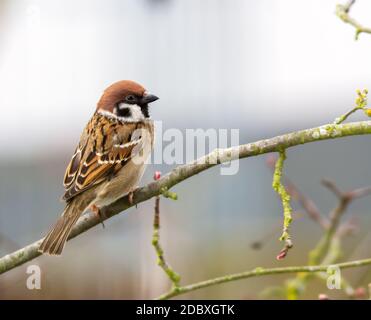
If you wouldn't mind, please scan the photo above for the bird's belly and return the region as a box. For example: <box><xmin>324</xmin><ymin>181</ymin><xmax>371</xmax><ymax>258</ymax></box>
<box><xmin>93</xmin><ymin>160</ymin><xmax>147</xmax><ymax>208</ymax></box>
<box><xmin>92</xmin><ymin>121</ymin><xmax>154</xmax><ymax>209</ymax></box>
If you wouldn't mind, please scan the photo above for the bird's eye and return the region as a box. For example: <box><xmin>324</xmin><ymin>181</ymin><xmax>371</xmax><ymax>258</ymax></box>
<box><xmin>125</xmin><ymin>95</ymin><xmax>136</xmax><ymax>103</ymax></box>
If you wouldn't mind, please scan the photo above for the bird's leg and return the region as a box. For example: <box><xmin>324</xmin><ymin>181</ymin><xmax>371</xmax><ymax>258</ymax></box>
<box><xmin>90</xmin><ymin>204</ymin><xmax>105</xmax><ymax>228</ymax></box>
<box><xmin>128</xmin><ymin>186</ymin><xmax>139</xmax><ymax>208</ymax></box>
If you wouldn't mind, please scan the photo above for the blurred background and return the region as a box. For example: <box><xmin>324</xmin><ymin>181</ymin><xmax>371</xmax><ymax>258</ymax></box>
<box><xmin>0</xmin><ymin>0</ymin><xmax>371</xmax><ymax>299</ymax></box>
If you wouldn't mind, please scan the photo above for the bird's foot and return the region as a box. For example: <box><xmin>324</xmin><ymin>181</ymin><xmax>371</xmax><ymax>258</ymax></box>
<box><xmin>128</xmin><ymin>186</ymin><xmax>139</xmax><ymax>207</ymax></box>
<box><xmin>90</xmin><ymin>204</ymin><xmax>105</xmax><ymax>228</ymax></box>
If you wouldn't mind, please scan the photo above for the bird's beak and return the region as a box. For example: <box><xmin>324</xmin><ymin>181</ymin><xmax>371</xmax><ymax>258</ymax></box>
<box><xmin>141</xmin><ymin>93</ymin><xmax>159</xmax><ymax>105</ymax></box>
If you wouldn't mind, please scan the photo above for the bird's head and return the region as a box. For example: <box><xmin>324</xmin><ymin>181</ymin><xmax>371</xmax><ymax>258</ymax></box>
<box><xmin>97</xmin><ymin>80</ymin><xmax>159</xmax><ymax>121</ymax></box>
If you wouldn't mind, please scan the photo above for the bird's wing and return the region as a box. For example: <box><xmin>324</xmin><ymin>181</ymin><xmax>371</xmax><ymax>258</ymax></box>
<box><xmin>62</xmin><ymin>113</ymin><xmax>145</xmax><ymax>201</ymax></box>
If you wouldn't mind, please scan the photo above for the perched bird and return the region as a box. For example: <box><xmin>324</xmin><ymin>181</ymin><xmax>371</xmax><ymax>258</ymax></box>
<box><xmin>39</xmin><ymin>80</ymin><xmax>158</xmax><ymax>255</ymax></box>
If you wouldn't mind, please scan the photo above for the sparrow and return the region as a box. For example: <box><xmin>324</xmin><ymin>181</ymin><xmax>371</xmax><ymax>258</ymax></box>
<box><xmin>39</xmin><ymin>80</ymin><xmax>158</xmax><ymax>255</ymax></box>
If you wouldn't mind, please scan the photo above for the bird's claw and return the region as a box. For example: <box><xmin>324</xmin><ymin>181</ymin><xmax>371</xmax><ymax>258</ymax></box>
<box><xmin>128</xmin><ymin>187</ymin><xmax>139</xmax><ymax>207</ymax></box>
<box><xmin>90</xmin><ymin>204</ymin><xmax>105</xmax><ymax>229</ymax></box>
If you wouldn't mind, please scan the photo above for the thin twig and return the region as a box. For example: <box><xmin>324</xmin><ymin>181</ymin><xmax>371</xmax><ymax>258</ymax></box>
<box><xmin>334</xmin><ymin>89</ymin><xmax>368</xmax><ymax>124</ymax></box>
<box><xmin>250</xmin><ymin>211</ymin><xmax>304</xmax><ymax>250</ymax></box>
<box><xmin>309</xmin><ymin>236</ymin><xmax>356</xmax><ymax>298</ymax></box>
<box><xmin>321</xmin><ymin>179</ymin><xmax>343</xmax><ymax>198</ymax></box>
<box><xmin>151</xmin><ymin>172</ymin><xmax>180</xmax><ymax>288</ymax></box>
<box><xmin>156</xmin><ymin>258</ymin><xmax>371</xmax><ymax>300</ymax></box>
<box><xmin>310</xmin><ymin>181</ymin><xmax>359</xmax><ymax>264</ymax></box>
<box><xmin>272</xmin><ymin>150</ymin><xmax>293</xmax><ymax>260</ymax></box>
<box><xmin>336</xmin><ymin>1</ymin><xmax>371</xmax><ymax>40</ymax></box>
<box><xmin>347</xmin><ymin>186</ymin><xmax>371</xmax><ymax>199</ymax></box>
<box><xmin>286</xmin><ymin>180</ymin><xmax>371</xmax><ymax>299</ymax></box>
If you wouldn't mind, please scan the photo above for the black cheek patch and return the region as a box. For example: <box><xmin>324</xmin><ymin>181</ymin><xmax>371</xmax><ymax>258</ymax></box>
<box><xmin>117</xmin><ymin>107</ymin><xmax>131</xmax><ymax>118</ymax></box>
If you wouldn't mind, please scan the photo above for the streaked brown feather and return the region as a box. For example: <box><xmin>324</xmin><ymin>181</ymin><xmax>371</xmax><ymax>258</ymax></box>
<box><xmin>62</xmin><ymin>112</ymin><xmax>144</xmax><ymax>202</ymax></box>
<box><xmin>39</xmin><ymin>190</ymin><xmax>95</xmax><ymax>255</ymax></box>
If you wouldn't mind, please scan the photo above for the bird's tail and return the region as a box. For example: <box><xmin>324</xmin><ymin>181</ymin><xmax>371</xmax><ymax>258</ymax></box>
<box><xmin>39</xmin><ymin>196</ymin><xmax>90</xmax><ymax>255</ymax></box>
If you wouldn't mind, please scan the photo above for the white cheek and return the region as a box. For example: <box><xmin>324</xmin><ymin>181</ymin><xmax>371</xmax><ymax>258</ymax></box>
<box><xmin>118</xmin><ymin>102</ymin><xmax>130</xmax><ymax>110</ymax></box>
<box><xmin>117</xmin><ymin>103</ymin><xmax>144</xmax><ymax>121</ymax></box>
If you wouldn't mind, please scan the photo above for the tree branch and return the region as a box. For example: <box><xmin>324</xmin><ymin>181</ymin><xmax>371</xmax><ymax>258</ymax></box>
<box><xmin>336</xmin><ymin>1</ymin><xmax>371</xmax><ymax>40</ymax></box>
<box><xmin>156</xmin><ymin>258</ymin><xmax>371</xmax><ymax>300</ymax></box>
<box><xmin>2</xmin><ymin>120</ymin><xmax>371</xmax><ymax>275</ymax></box>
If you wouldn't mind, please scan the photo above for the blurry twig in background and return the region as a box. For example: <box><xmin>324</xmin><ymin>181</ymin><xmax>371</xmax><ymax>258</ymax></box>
<box><xmin>250</xmin><ymin>211</ymin><xmax>304</xmax><ymax>250</ymax></box>
<box><xmin>264</xmin><ymin>155</ymin><xmax>371</xmax><ymax>299</ymax></box>
<box><xmin>284</xmin><ymin>179</ymin><xmax>371</xmax><ymax>299</ymax></box>
<box><xmin>336</xmin><ymin>1</ymin><xmax>371</xmax><ymax>40</ymax></box>
<box><xmin>309</xmin><ymin>179</ymin><xmax>371</xmax><ymax>264</ymax></box>
<box><xmin>151</xmin><ymin>171</ymin><xmax>180</xmax><ymax>289</ymax></box>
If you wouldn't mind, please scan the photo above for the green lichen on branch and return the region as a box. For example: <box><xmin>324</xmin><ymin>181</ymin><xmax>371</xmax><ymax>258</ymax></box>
<box><xmin>156</xmin><ymin>258</ymin><xmax>371</xmax><ymax>300</ymax></box>
<box><xmin>272</xmin><ymin>150</ymin><xmax>293</xmax><ymax>259</ymax></box>
<box><xmin>152</xmin><ymin>195</ymin><xmax>180</xmax><ymax>288</ymax></box>
<box><xmin>160</xmin><ymin>187</ymin><xmax>178</xmax><ymax>200</ymax></box>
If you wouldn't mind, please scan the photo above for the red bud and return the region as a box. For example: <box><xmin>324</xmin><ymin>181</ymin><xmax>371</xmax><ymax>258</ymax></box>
<box><xmin>154</xmin><ymin>171</ymin><xmax>161</xmax><ymax>181</ymax></box>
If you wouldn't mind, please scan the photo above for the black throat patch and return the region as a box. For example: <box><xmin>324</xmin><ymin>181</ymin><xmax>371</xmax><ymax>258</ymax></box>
<box><xmin>141</xmin><ymin>104</ymin><xmax>150</xmax><ymax>118</ymax></box>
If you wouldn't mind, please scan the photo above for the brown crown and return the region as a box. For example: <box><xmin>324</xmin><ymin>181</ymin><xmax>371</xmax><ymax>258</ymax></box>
<box><xmin>97</xmin><ymin>80</ymin><xmax>146</xmax><ymax>112</ymax></box>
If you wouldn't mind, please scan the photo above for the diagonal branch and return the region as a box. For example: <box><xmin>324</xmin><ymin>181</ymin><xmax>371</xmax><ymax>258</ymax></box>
<box><xmin>2</xmin><ymin>120</ymin><xmax>371</xmax><ymax>275</ymax></box>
